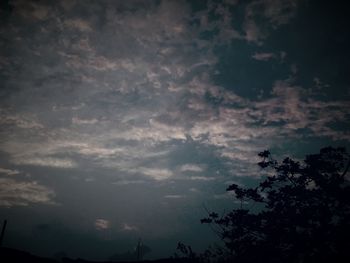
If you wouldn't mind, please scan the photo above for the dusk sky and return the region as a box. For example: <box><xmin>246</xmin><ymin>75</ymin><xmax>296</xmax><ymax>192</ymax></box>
<box><xmin>0</xmin><ymin>0</ymin><xmax>349</xmax><ymax>260</ymax></box>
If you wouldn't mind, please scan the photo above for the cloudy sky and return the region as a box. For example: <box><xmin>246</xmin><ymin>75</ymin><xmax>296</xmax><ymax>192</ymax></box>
<box><xmin>0</xmin><ymin>0</ymin><xmax>349</xmax><ymax>260</ymax></box>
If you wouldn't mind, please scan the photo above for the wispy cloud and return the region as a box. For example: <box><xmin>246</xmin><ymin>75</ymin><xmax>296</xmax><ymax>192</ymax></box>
<box><xmin>95</xmin><ymin>219</ymin><xmax>110</xmax><ymax>230</ymax></box>
<box><xmin>72</xmin><ymin>117</ymin><xmax>98</xmax><ymax>125</ymax></box>
<box><xmin>126</xmin><ymin>168</ymin><xmax>173</xmax><ymax>181</ymax></box>
<box><xmin>0</xmin><ymin>110</ymin><xmax>43</xmax><ymax>129</ymax></box>
<box><xmin>253</xmin><ymin>78</ymin><xmax>350</xmax><ymax>139</ymax></box>
<box><xmin>14</xmin><ymin>1</ymin><xmax>50</xmax><ymax>21</ymax></box>
<box><xmin>164</xmin><ymin>195</ymin><xmax>186</xmax><ymax>199</ymax></box>
<box><xmin>13</xmin><ymin>157</ymin><xmax>77</xmax><ymax>168</ymax></box>
<box><xmin>0</xmin><ymin>178</ymin><xmax>55</xmax><ymax>207</ymax></box>
<box><xmin>0</xmin><ymin>167</ymin><xmax>20</xmax><ymax>176</ymax></box>
<box><xmin>243</xmin><ymin>0</ymin><xmax>299</xmax><ymax>43</ymax></box>
<box><xmin>112</xmin><ymin>180</ymin><xmax>146</xmax><ymax>186</ymax></box>
<box><xmin>252</xmin><ymin>52</ymin><xmax>276</xmax><ymax>61</ymax></box>
<box><xmin>64</xmin><ymin>18</ymin><xmax>92</xmax><ymax>32</ymax></box>
<box><xmin>179</xmin><ymin>164</ymin><xmax>204</xmax><ymax>173</ymax></box>
<box><xmin>188</xmin><ymin>176</ymin><xmax>216</xmax><ymax>181</ymax></box>
<box><xmin>189</xmin><ymin>187</ymin><xmax>200</xmax><ymax>193</ymax></box>
<box><xmin>122</xmin><ymin>223</ymin><xmax>138</xmax><ymax>231</ymax></box>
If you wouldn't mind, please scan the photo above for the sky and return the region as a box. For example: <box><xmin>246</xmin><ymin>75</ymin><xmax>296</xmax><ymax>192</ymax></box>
<box><xmin>0</xmin><ymin>0</ymin><xmax>349</xmax><ymax>260</ymax></box>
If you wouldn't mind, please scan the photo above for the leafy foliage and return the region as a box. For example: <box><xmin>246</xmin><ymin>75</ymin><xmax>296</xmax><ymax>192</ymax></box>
<box><xmin>200</xmin><ymin>147</ymin><xmax>350</xmax><ymax>263</ymax></box>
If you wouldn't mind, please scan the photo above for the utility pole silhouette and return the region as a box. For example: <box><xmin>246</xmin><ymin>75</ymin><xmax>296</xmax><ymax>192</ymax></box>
<box><xmin>136</xmin><ymin>238</ymin><xmax>142</xmax><ymax>261</ymax></box>
<box><xmin>0</xmin><ymin>220</ymin><xmax>7</xmax><ymax>247</ymax></box>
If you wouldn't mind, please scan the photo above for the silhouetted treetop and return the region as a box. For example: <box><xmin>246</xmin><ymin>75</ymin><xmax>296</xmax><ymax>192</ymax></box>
<box><xmin>201</xmin><ymin>146</ymin><xmax>350</xmax><ymax>263</ymax></box>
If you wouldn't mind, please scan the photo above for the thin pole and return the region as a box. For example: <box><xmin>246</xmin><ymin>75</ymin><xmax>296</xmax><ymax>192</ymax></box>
<box><xmin>0</xmin><ymin>220</ymin><xmax>7</xmax><ymax>247</ymax></box>
<box><xmin>137</xmin><ymin>238</ymin><xmax>142</xmax><ymax>261</ymax></box>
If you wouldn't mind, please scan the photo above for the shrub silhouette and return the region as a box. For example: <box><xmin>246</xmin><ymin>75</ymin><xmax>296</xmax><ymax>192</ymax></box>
<box><xmin>200</xmin><ymin>147</ymin><xmax>350</xmax><ymax>263</ymax></box>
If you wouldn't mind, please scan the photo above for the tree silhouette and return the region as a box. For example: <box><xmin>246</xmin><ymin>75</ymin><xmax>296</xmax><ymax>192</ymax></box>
<box><xmin>201</xmin><ymin>147</ymin><xmax>350</xmax><ymax>263</ymax></box>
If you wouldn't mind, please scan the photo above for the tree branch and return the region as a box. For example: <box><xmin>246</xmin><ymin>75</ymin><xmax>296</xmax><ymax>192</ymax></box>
<box><xmin>340</xmin><ymin>158</ymin><xmax>350</xmax><ymax>179</ymax></box>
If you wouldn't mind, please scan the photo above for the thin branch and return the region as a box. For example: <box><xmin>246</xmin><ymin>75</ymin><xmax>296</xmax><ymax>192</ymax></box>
<box><xmin>340</xmin><ymin>158</ymin><xmax>350</xmax><ymax>179</ymax></box>
<box><xmin>202</xmin><ymin>204</ymin><xmax>224</xmax><ymax>240</ymax></box>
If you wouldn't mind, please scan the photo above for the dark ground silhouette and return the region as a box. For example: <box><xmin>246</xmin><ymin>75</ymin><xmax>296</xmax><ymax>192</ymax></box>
<box><xmin>0</xmin><ymin>247</ymin><xmax>57</xmax><ymax>263</ymax></box>
<box><xmin>108</xmin><ymin>242</ymin><xmax>151</xmax><ymax>261</ymax></box>
<box><xmin>0</xmin><ymin>246</ymin><xmax>192</xmax><ymax>263</ymax></box>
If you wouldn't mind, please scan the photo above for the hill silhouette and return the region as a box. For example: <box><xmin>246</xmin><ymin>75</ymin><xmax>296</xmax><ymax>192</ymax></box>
<box><xmin>0</xmin><ymin>247</ymin><xmax>57</xmax><ymax>263</ymax></box>
<box><xmin>0</xmin><ymin>246</ymin><xmax>193</xmax><ymax>263</ymax></box>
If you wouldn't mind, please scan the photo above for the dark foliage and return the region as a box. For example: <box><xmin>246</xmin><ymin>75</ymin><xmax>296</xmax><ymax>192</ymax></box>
<box><xmin>200</xmin><ymin>147</ymin><xmax>350</xmax><ymax>263</ymax></box>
